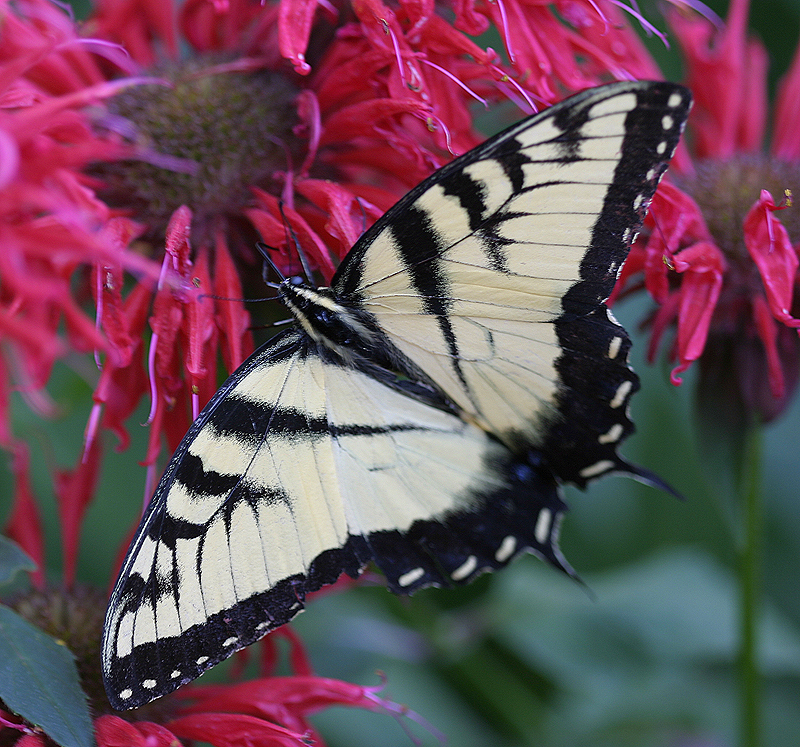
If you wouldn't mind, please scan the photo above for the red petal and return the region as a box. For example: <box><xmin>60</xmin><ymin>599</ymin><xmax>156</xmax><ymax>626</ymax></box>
<box><xmin>55</xmin><ymin>437</ymin><xmax>102</xmax><ymax>587</ymax></box>
<box><xmin>608</xmin><ymin>244</ymin><xmax>645</xmax><ymax>305</ymax></box>
<box><xmin>93</xmin><ymin>218</ymin><xmax>145</xmax><ymax>367</ymax></box>
<box><xmin>320</xmin><ymin>98</ymin><xmax>432</xmax><ymax>146</ymax></box>
<box><xmin>278</xmin><ymin>0</ymin><xmax>317</xmax><ymax>74</ymax></box>
<box><xmin>94</xmin><ymin>715</ymin><xmax>146</xmax><ymax>747</ymax></box>
<box><xmin>250</xmin><ymin>190</ymin><xmax>337</xmax><ymax>280</ymax></box>
<box><xmin>743</xmin><ymin>190</ymin><xmax>800</xmax><ymax>328</ymax></box>
<box><xmin>182</xmin><ymin>247</ymin><xmax>216</xmax><ymax>386</ymax></box>
<box><xmin>670</xmin><ymin>240</ymin><xmax>727</xmax><ymax>384</ymax></box>
<box><xmin>2</xmin><ymin>444</ymin><xmax>45</xmax><ymax>589</ymax></box>
<box><xmin>417</xmin><ymin>14</ymin><xmax>491</xmax><ymax>64</ymax></box>
<box><xmin>752</xmin><ymin>294</ymin><xmax>786</xmax><ymax>400</ymax></box>
<box><xmin>213</xmin><ymin>234</ymin><xmax>253</xmax><ymax>373</ymax></box>
<box><xmin>295</xmin><ymin>179</ymin><xmax>363</xmax><ymax>253</ymax></box>
<box><xmin>184</xmin><ymin>675</ymin><xmax>381</xmax><ymax>735</ymax></box>
<box><xmin>646</xmin><ymin>290</ymin><xmax>680</xmax><ymax>367</ymax></box>
<box><xmin>91</xmin><ymin>0</ymin><xmax>178</xmax><ymax>68</ymax></box>
<box><xmin>132</xmin><ymin>721</ymin><xmax>182</xmax><ymax>747</ymax></box>
<box><xmin>640</xmin><ymin>184</ymin><xmax>715</xmax><ymax>303</ymax></box>
<box><xmin>738</xmin><ymin>38</ymin><xmax>769</xmax><ymax>153</ymax></box>
<box><xmin>14</xmin><ymin>736</ymin><xmax>48</xmax><ymax>747</ymax></box>
<box><xmin>667</xmin><ymin>0</ymin><xmax>756</xmax><ymax>159</ymax></box>
<box><xmin>279</xmin><ymin>626</ymin><xmax>314</xmax><ymax>677</ymax></box>
<box><xmin>168</xmin><ymin>713</ymin><xmax>307</xmax><ymax>747</ymax></box>
<box><xmin>451</xmin><ymin>0</ymin><xmax>489</xmax><ymax>36</ymax></box>
<box><xmin>165</xmin><ymin>206</ymin><xmax>193</xmax><ymax>276</ymax></box>
<box><xmin>773</xmin><ymin>34</ymin><xmax>800</xmax><ymax>160</ymax></box>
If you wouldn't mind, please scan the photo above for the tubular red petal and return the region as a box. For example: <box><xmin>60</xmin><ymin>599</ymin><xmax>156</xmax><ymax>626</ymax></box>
<box><xmin>278</xmin><ymin>0</ymin><xmax>317</xmax><ymax>74</ymax></box>
<box><xmin>213</xmin><ymin>234</ymin><xmax>253</xmax><ymax>373</ymax></box>
<box><xmin>3</xmin><ymin>444</ymin><xmax>46</xmax><ymax>589</ymax></box>
<box><xmin>773</xmin><ymin>37</ymin><xmax>800</xmax><ymax>160</ymax></box>
<box><xmin>295</xmin><ymin>178</ymin><xmax>363</xmax><ymax>251</ymax></box>
<box><xmin>752</xmin><ymin>294</ymin><xmax>786</xmax><ymax>400</ymax></box>
<box><xmin>168</xmin><ymin>712</ymin><xmax>308</xmax><ymax>747</ymax></box>
<box><xmin>55</xmin><ymin>438</ymin><xmax>102</xmax><ymax>587</ymax></box>
<box><xmin>671</xmin><ymin>240</ymin><xmax>727</xmax><ymax>384</ymax></box>
<box><xmin>744</xmin><ymin>190</ymin><xmax>800</xmax><ymax>328</ymax></box>
<box><xmin>94</xmin><ymin>714</ymin><xmax>147</xmax><ymax>747</ymax></box>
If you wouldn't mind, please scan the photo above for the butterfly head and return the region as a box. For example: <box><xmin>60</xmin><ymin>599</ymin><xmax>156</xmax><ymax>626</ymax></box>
<box><xmin>278</xmin><ymin>278</ymin><xmax>376</xmax><ymax>359</ymax></box>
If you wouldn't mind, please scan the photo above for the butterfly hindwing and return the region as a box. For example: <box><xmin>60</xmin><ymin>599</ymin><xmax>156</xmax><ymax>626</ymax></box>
<box><xmin>103</xmin><ymin>332</ymin><xmax>570</xmax><ymax>710</ymax></box>
<box><xmin>103</xmin><ymin>81</ymin><xmax>691</xmax><ymax>710</ymax></box>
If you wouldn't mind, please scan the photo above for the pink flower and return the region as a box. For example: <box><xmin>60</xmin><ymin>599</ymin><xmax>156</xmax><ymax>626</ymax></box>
<box><xmin>90</xmin><ymin>669</ymin><xmax>433</xmax><ymax>747</ymax></box>
<box><xmin>0</xmin><ymin>0</ymin><xmax>681</xmax><ymax>744</ymax></box>
<box><xmin>612</xmin><ymin>0</ymin><xmax>800</xmax><ymax>422</ymax></box>
<box><xmin>1</xmin><ymin>0</ymin><xmax>671</xmax><ymax>581</ymax></box>
<box><xmin>0</xmin><ymin>0</ymin><xmax>157</xmax><ymax>583</ymax></box>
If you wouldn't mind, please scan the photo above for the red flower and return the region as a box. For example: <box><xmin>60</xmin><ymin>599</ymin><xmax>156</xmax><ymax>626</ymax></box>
<box><xmin>0</xmin><ymin>0</ymin><xmax>158</xmax><ymax>582</ymax></box>
<box><xmin>612</xmin><ymin>0</ymin><xmax>800</xmax><ymax>422</ymax></box>
<box><xmin>0</xmin><ymin>0</ymin><xmax>681</xmax><ymax>744</ymax></box>
<box><xmin>93</xmin><ymin>711</ymin><xmax>308</xmax><ymax>747</ymax></box>
<box><xmin>1</xmin><ymin>0</ymin><xmax>671</xmax><ymax>580</ymax></box>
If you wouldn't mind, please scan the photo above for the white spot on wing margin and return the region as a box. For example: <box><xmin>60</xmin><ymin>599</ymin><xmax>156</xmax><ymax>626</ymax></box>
<box><xmin>398</xmin><ymin>567</ymin><xmax>425</xmax><ymax>587</ymax></box>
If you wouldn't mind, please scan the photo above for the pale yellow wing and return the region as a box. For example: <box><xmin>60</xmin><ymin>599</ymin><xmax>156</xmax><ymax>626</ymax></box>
<box><xmin>333</xmin><ymin>82</ymin><xmax>691</xmax><ymax>451</ymax></box>
<box><xmin>102</xmin><ymin>331</ymin><xmax>569</xmax><ymax>710</ymax></box>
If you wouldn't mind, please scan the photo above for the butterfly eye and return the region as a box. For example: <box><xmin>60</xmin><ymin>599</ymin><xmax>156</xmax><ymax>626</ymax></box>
<box><xmin>288</xmin><ymin>275</ymin><xmax>305</xmax><ymax>286</ymax></box>
<box><xmin>512</xmin><ymin>462</ymin><xmax>535</xmax><ymax>483</ymax></box>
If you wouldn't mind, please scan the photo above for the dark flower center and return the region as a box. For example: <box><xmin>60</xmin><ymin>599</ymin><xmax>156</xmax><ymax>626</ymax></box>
<box><xmin>92</xmin><ymin>57</ymin><xmax>299</xmax><ymax>247</ymax></box>
<box><xmin>673</xmin><ymin>154</ymin><xmax>800</xmax><ymax>259</ymax></box>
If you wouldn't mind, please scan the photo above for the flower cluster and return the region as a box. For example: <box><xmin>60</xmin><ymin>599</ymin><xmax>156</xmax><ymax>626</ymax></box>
<box><xmin>0</xmin><ymin>0</ymin><xmax>674</xmax><ymax>744</ymax></box>
<box><xmin>2</xmin><ymin>0</ymin><xmax>669</xmax><ymax>552</ymax></box>
<box><xmin>612</xmin><ymin>0</ymin><xmax>800</xmax><ymax>422</ymax></box>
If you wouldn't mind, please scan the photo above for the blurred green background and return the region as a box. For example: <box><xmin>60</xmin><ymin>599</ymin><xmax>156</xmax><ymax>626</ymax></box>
<box><xmin>3</xmin><ymin>1</ymin><xmax>800</xmax><ymax>745</ymax></box>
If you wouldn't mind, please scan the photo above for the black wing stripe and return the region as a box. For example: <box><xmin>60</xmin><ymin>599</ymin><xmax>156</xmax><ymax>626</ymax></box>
<box><xmin>387</xmin><ymin>204</ymin><xmax>471</xmax><ymax>394</ymax></box>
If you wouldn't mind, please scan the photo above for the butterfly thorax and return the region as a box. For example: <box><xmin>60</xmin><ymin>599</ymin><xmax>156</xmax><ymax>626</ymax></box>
<box><xmin>278</xmin><ymin>278</ymin><xmax>378</xmax><ymax>362</ymax></box>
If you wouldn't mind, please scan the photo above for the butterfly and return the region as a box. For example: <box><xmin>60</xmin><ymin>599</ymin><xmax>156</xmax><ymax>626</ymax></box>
<box><xmin>102</xmin><ymin>80</ymin><xmax>691</xmax><ymax>710</ymax></box>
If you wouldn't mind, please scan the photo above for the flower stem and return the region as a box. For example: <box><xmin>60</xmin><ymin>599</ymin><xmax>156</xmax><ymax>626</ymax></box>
<box><xmin>737</xmin><ymin>421</ymin><xmax>762</xmax><ymax>747</ymax></box>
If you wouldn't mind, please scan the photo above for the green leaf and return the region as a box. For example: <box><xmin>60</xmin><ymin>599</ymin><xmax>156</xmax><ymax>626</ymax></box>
<box><xmin>0</xmin><ymin>535</ymin><xmax>36</xmax><ymax>587</ymax></box>
<box><xmin>0</xmin><ymin>605</ymin><xmax>94</xmax><ymax>747</ymax></box>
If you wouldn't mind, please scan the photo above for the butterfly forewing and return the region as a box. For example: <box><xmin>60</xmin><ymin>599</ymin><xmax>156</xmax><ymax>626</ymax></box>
<box><xmin>103</xmin><ymin>81</ymin><xmax>690</xmax><ymax>711</ymax></box>
<box><xmin>333</xmin><ymin>82</ymin><xmax>691</xmax><ymax>459</ymax></box>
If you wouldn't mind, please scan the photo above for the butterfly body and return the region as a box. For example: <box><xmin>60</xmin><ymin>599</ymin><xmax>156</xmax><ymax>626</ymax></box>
<box><xmin>103</xmin><ymin>81</ymin><xmax>691</xmax><ymax>710</ymax></box>
<box><xmin>278</xmin><ymin>280</ymin><xmax>390</xmax><ymax>365</ymax></box>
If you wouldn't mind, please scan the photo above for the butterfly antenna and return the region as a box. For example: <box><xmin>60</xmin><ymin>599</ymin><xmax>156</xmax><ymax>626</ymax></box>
<box><xmin>197</xmin><ymin>291</ymin><xmax>280</xmax><ymax>303</ymax></box>
<box><xmin>255</xmin><ymin>241</ymin><xmax>286</xmax><ymax>290</ymax></box>
<box><xmin>278</xmin><ymin>202</ymin><xmax>315</xmax><ymax>284</ymax></box>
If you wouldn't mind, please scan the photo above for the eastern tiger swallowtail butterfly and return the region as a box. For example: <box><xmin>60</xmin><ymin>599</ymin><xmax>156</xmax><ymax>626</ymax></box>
<box><xmin>102</xmin><ymin>80</ymin><xmax>691</xmax><ymax>710</ymax></box>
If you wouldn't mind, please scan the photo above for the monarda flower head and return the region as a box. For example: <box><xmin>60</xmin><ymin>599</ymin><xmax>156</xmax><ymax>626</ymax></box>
<box><xmin>1</xmin><ymin>0</ymin><xmax>678</xmax><ymax>744</ymax></box>
<box><xmin>612</xmin><ymin>0</ymin><xmax>800</xmax><ymax>424</ymax></box>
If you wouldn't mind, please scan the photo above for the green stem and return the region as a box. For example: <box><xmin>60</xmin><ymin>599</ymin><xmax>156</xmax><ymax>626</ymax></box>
<box><xmin>738</xmin><ymin>422</ymin><xmax>762</xmax><ymax>747</ymax></box>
